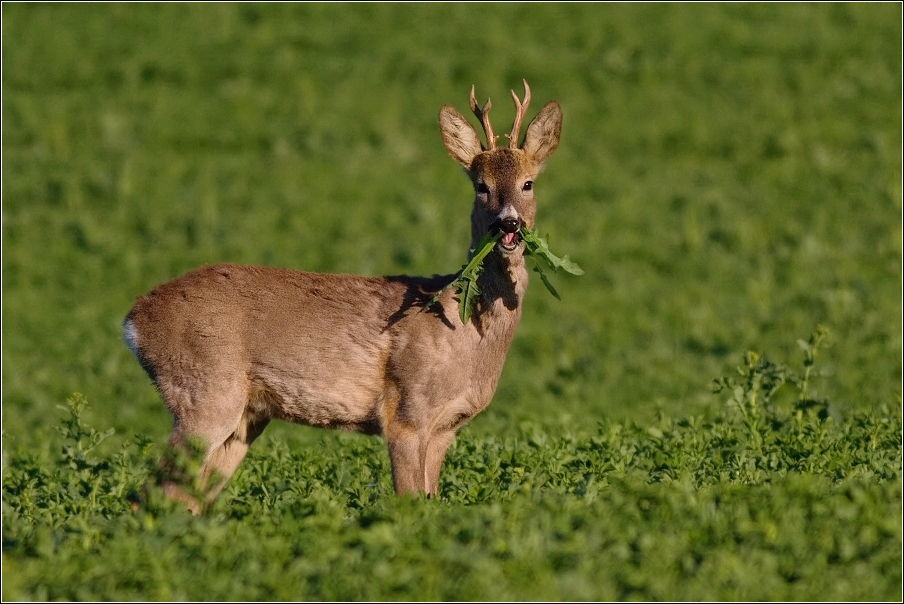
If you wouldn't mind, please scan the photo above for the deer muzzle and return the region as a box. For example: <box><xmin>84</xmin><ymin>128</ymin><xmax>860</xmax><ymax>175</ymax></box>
<box><xmin>500</xmin><ymin>218</ymin><xmax>520</xmax><ymax>234</ymax></box>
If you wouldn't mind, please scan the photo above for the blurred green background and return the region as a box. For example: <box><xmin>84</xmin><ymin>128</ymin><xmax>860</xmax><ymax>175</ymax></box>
<box><xmin>2</xmin><ymin>3</ymin><xmax>901</xmax><ymax>451</ymax></box>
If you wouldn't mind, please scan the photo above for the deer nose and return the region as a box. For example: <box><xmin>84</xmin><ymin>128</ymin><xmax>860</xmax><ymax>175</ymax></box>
<box><xmin>500</xmin><ymin>218</ymin><xmax>520</xmax><ymax>234</ymax></box>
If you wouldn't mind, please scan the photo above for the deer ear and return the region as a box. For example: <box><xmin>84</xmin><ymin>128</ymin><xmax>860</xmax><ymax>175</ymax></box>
<box><xmin>522</xmin><ymin>101</ymin><xmax>562</xmax><ymax>165</ymax></box>
<box><xmin>439</xmin><ymin>105</ymin><xmax>483</xmax><ymax>169</ymax></box>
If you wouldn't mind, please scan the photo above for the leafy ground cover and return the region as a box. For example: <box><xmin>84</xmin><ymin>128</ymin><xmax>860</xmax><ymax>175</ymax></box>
<box><xmin>3</xmin><ymin>333</ymin><xmax>902</xmax><ymax>600</ymax></box>
<box><xmin>2</xmin><ymin>3</ymin><xmax>901</xmax><ymax>600</ymax></box>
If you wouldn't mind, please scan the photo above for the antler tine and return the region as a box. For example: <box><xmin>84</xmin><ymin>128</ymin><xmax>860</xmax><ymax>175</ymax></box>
<box><xmin>507</xmin><ymin>79</ymin><xmax>532</xmax><ymax>149</ymax></box>
<box><xmin>469</xmin><ymin>85</ymin><xmax>497</xmax><ymax>150</ymax></box>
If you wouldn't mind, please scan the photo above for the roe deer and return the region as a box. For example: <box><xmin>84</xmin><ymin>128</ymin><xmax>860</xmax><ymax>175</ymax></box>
<box><xmin>123</xmin><ymin>80</ymin><xmax>562</xmax><ymax>513</ymax></box>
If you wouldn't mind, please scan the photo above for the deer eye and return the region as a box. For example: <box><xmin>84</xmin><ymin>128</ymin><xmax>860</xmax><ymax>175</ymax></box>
<box><xmin>476</xmin><ymin>182</ymin><xmax>490</xmax><ymax>195</ymax></box>
<box><xmin>523</xmin><ymin>181</ymin><xmax>533</xmax><ymax>192</ymax></box>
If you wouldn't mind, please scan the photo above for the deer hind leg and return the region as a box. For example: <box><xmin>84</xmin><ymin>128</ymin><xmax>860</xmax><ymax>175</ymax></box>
<box><xmin>196</xmin><ymin>412</ymin><xmax>270</xmax><ymax>508</ymax></box>
<box><xmin>157</xmin><ymin>377</ymin><xmax>265</xmax><ymax>514</ymax></box>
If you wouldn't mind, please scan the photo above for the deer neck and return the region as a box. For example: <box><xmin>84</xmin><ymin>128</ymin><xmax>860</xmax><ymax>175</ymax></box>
<box><xmin>476</xmin><ymin>247</ymin><xmax>528</xmax><ymax>320</ymax></box>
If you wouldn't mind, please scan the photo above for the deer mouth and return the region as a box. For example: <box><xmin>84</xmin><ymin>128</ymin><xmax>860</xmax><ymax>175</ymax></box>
<box><xmin>499</xmin><ymin>230</ymin><xmax>521</xmax><ymax>251</ymax></box>
<box><xmin>493</xmin><ymin>218</ymin><xmax>522</xmax><ymax>252</ymax></box>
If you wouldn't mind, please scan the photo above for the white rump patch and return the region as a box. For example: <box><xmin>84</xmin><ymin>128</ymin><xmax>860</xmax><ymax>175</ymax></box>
<box><xmin>123</xmin><ymin>318</ymin><xmax>140</xmax><ymax>360</ymax></box>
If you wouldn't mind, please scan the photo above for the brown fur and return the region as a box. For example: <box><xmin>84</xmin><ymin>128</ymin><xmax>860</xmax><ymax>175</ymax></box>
<box><xmin>124</xmin><ymin>82</ymin><xmax>562</xmax><ymax>513</ymax></box>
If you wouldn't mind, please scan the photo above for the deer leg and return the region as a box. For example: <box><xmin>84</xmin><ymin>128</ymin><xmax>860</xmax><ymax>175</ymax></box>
<box><xmin>198</xmin><ymin>414</ymin><xmax>270</xmax><ymax>507</ymax></box>
<box><xmin>160</xmin><ymin>414</ymin><xmax>268</xmax><ymax>514</ymax></box>
<box><xmin>423</xmin><ymin>430</ymin><xmax>456</xmax><ymax>496</ymax></box>
<box><xmin>385</xmin><ymin>422</ymin><xmax>426</xmax><ymax>495</ymax></box>
<box><xmin>386</xmin><ymin>426</ymin><xmax>455</xmax><ymax>496</ymax></box>
<box><xmin>156</xmin><ymin>378</ymin><xmax>254</xmax><ymax>513</ymax></box>
<box><xmin>158</xmin><ymin>429</ymin><xmax>206</xmax><ymax>515</ymax></box>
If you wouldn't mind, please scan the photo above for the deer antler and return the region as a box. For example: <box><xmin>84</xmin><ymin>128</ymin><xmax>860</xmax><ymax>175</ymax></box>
<box><xmin>469</xmin><ymin>85</ymin><xmax>497</xmax><ymax>150</ymax></box>
<box><xmin>507</xmin><ymin>79</ymin><xmax>531</xmax><ymax>149</ymax></box>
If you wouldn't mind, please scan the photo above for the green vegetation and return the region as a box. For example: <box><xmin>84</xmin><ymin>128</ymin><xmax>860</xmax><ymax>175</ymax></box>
<box><xmin>2</xmin><ymin>3</ymin><xmax>901</xmax><ymax>600</ymax></box>
<box><xmin>3</xmin><ymin>336</ymin><xmax>901</xmax><ymax>599</ymax></box>
<box><xmin>429</xmin><ymin>230</ymin><xmax>502</xmax><ymax>325</ymax></box>
<box><xmin>521</xmin><ymin>226</ymin><xmax>585</xmax><ymax>300</ymax></box>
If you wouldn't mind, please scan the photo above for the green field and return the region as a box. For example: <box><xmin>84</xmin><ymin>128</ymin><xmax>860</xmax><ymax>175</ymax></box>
<box><xmin>3</xmin><ymin>3</ymin><xmax>901</xmax><ymax>600</ymax></box>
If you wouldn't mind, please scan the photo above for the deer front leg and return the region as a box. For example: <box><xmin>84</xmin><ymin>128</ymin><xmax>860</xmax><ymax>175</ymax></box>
<box><xmin>385</xmin><ymin>423</ymin><xmax>456</xmax><ymax>496</ymax></box>
<box><xmin>386</xmin><ymin>426</ymin><xmax>424</xmax><ymax>494</ymax></box>
<box><xmin>423</xmin><ymin>430</ymin><xmax>456</xmax><ymax>496</ymax></box>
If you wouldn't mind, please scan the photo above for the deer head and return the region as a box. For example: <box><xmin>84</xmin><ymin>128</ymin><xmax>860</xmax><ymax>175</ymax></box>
<box><xmin>438</xmin><ymin>80</ymin><xmax>563</xmax><ymax>252</ymax></box>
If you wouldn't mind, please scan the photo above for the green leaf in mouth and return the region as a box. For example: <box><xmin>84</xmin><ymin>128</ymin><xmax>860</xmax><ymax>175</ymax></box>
<box><xmin>426</xmin><ymin>231</ymin><xmax>500</xmax><ymax>325</ymax></box>
<box><xmin>427</xmin><ymin>227</ymin><xmax>582</xmax><ymax>324</ymax></box>
<box><xmin>520</xmin><ymin>226</ymin><xmax>584</xmax><ymax>299</ymax></box>
<box><xmin>520</xmin><ymin>226</ymin><xmax>585</xmax><ymax>276</ymax></box>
